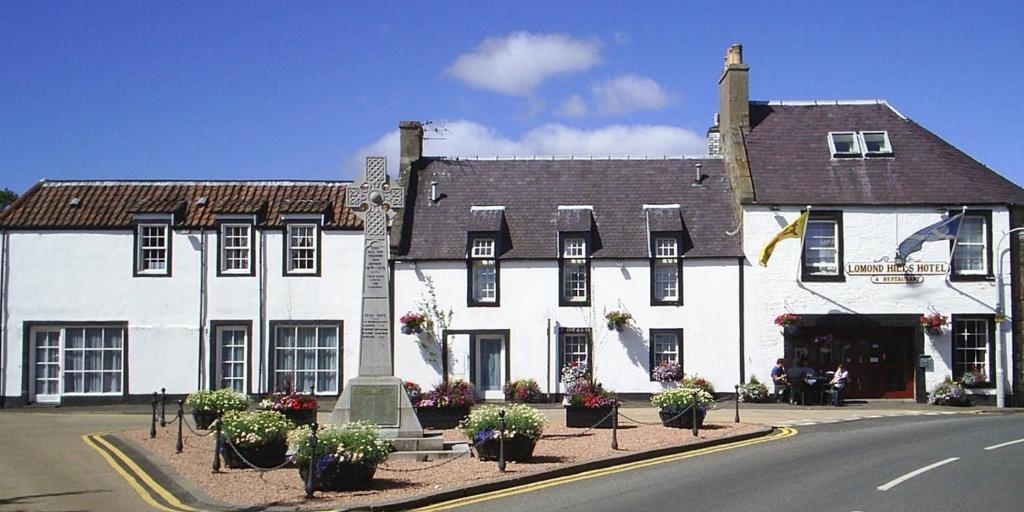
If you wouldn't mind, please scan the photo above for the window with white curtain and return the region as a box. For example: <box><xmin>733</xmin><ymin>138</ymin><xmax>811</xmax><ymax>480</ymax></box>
<box><xmin>953</xmin><ymin>215</ymin><xmax>987</xmax><ymax>275</ymax></box>
<box><xmin>561</xmin><ymin>237</ymin><xmax>588</xmax><ymax>304</ymax></box>
<box><xmin>286</xmin><ymin>224</ymin><xmax>318</xmax><ymax>274</ymax></box>
<box><xmin>137</xmin><ymin>224</ymin><xmax>169</xmax><ymax>274</ymax></box>
<box><xmin>653</xmin><ymin>237</ymin><xmax>680</xmax><ymax>303</ymax></box>
<box><xmin>273</xmin><ymin>324</ymin><xmax>339</xmax><ymax>393</ymax></box>
<box><xmin>63</xmin><ymin>327</ymin><xmax>124</xmax><ymax>394</ymax></box>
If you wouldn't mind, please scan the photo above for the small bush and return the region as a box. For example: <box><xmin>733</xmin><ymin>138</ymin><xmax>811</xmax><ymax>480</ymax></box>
<box><xmin>417</xmin><ymin>379</ymin><xmax>475</xmax><ymax>408</ymax></box>
<box><xmin>680</xmin><ymin>374</ymin><xmax>716</xmax><ymax>396</ymax></box>
<box><xmin>503</xmin><ymin>379</ymin><xmax>543</xmax><ymax>403</ymax></box>
<box><xmin>928</xmin><ymin>377</ymin><xmax>971</xmax><ymax>406</ymax></box>
<box><xmin>739</xmin><ymin>376</ymin><xmax>771</xmax><ymax>403</ymax></box>
<box><xmin>185</xmin><ymin>389</ymin><xmax>251</xmax><ymax>414</ymax></box>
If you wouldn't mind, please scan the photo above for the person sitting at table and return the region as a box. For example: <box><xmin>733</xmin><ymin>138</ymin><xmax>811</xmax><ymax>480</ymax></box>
<box><xmin>770</xmin><ymin>358</ymin><xmax>789</xmax><ymax>402</ymax></box>
<box><xmin>828</xmin><ymin>363</ymin><xmax>849</xmax><ymax>406</ymax></box>
<box><xmin>787</xmin><ymin>358</ymin><xmax>813</xmax><ymax>404</ymax></box>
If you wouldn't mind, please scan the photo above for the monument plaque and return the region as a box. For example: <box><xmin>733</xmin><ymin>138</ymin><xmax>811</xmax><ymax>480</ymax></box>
<box><xmin>329</xmin><ymin>156</ymin><xmax>423</xmax><ymax>438</ymax></box>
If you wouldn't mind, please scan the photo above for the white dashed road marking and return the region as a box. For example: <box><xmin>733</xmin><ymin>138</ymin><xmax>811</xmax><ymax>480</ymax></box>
<box><xmin>984</xmin><ymin>438</ymin><xmax>1024</xmax><ymax>451</ymax></box>
<box><xmin>877</xmin><ymin>457</ymin><xmax>959</xmax><ymax>491</ymax></box>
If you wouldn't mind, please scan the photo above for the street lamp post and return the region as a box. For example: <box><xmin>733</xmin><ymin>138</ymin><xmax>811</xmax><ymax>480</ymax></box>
<box><xmin>994</xmin><ymin>228</ymin><xmax>1024</xmax><ymax>409</ymax></box>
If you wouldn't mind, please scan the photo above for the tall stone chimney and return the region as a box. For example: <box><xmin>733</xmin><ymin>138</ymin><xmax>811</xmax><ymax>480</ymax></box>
<box><xmin>717</xmin><ymin>44</ymin><xmax>755</xmax><ymax>207</ymax></box>
<box><xmin>399</xmin><ymin>121</ymin><xmax>423</xmax><ymax>172</ymax></box>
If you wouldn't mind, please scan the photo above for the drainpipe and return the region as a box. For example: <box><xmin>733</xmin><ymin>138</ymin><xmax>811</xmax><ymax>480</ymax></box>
<box><xmin>994</xmin><ymin>228</ymin><xmax>1024</xmax><ymax>408</ymax></box>
<box><xmin>0</xmin><ymin>230</ymin><xmax>8</xmax><ymax>408</ymax></box>
<box><xmin>258</xmin><ymin>228</ymin><xmax>267</xmax><ymax>395</ymax></box>
<box><xmin>197</xmin><ymin>229</ymin><xmax>208</xmax><ymax>390</ymax></box>
<box><xmin>546</xmin><ymin>318</ymin><xmax>551</xmax><ymax>398</ymax></box>
<box><xmin>738</xmin><ymin>256</ymin><xmax>746</xmax><ymax>384</ymax></box>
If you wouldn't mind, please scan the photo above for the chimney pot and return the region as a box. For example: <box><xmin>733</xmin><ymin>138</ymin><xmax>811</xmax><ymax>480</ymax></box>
<box><xmin>726</xmin><ymin>44</ymin><xmax>743</xmax><ymax>66</ymax></box>
<box><xmin>399</xmin><ymin>121</ymin><xmax>424</xmax><ymax>171</ymax></box>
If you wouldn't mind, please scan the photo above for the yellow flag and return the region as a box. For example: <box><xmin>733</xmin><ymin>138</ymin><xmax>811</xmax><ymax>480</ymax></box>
<box><xmin>758</xmin><ymin>211</ymin><xmax>808</xmax><ymax>267</ymax></box>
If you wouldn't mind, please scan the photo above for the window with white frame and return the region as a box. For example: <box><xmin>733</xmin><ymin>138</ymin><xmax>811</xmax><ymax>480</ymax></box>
<box><xmin>216</xmin><ymin>326</ymin><xmax>247</xmax><ymax>392</ymax></box>
<box><xmin>861</xmin><ymin>131</ymin><xmax>892</xmax><ymax>155</ymax></box>
<box><xmin>653</xmin><ymin>237</ymin><xmax>680</xmax><ymax>303</ymax></box>
<box><xmin>802</xmin><ymin>214</ymin><xmax>842</xmax><ymax>279</ymax></box>
<box><xmin>137</xmin><ymin>224</ymin><xmax>169</xmax><ymax>274</ymax></box>
<box><xmin>953</xmin><ymin>215</ymin><xmax>988</xmax><ymax>276</ymax></box>
<box><xmin>469</xmin><ymin>237</ymin><xmax>497</xmax><ymax>304</ymax></box>
<box><xmin>561</xmin><ymin>237</ymin><xmax>588</xmax><ymax>304</ymax></box>
<box><xmin>273</xmin><ymin>324</ymin><xmax>339</xmax><ymax>393</ymax></box>
<box><xmin>953</xmin><ymin>318</ymin><xmax>991</xmax><ymax>383</ymax></box>
<box><xmin>286</xmin><ymin>223</ymin><xmax>318</xmax><ymax>274</ymax></box>
<box><xmin>63</xmin><ymin>327</ymin><xmax>124</xmax><ymax>394</ymax></box>
<box><xmin>651</xmin><ymin>331</ymin><xmax>681</xmax><ymax>368</ymax></box>
<box><xmin>828</xmin><ymin>132</ymin><xmax>861</xmax><ymax>157</ymax></box>
<box><xmin>560</xmin><ymin>331</ymin><xmax>590</xmax><ymax>369</ymax></box>
<box><xmin>220</xmin><ymin>224</ymin><xmax>251</xmax><ymax>274</ymax></box>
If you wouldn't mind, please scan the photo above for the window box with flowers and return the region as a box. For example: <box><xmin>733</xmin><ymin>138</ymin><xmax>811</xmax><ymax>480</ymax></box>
<box><xmin>258</xmin><ymin>391</ymin><xmax>318</xmax><ymax>426</ymax></box>
<box><xmin>560</xmin><ymin>363</ymin><xmax>618</xmax><ymax>428</ymax></box>
<box><xmin>605</xmin><ymin>310</ymin><xmax>633</xmax><ymax>331</ymax></box>
<box><xmin>400</xmin><ymin>312</ymin><xmax>427</xmax><ymax>335</ymax></box>
<box><xmin>775</xmin><ymin>313</ymin><xmax>802</xmax><ymax>336</ymax></box>
<box><xmin>652</xmin><ymin>361</ymin><xmax>683</xmax><ymax>382</ymax></box>
<box><xmin>218</xmin><ymin>410</ymin><xmax>292</xmax><ymax>469</ymax></box>
<box><xmin>920</xmin><ymin>313</ymin><xmax>948</xmax><ymax>336</ymax></box>
<box><xmin>459</xmin><ymin>404</ymin><xmax>546</xmax><ymax>462</ymax></box>
<box><xmin>414</xmin><ymin>380</ymin><xmax>476</xmax><ymax>429</ymax></box>
<box><xmin>959</xmin><ymin>365</ymin><xmax>989</xmax><ymax>388</ymax></box>
<box><xmin>291</xmin><ymin>421</ymin><xmax>394</xmax><ymax>491</ymax></box>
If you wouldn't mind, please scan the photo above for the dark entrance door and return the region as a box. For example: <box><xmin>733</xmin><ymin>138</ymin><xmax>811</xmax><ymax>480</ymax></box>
<box><xmin>786</xmin><ymin>325</ymin><xmax>915</xmax><ymax>399</ymax></box>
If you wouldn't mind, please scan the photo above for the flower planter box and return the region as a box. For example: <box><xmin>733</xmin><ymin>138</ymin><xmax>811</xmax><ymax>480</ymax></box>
<box><xmin>281</xmin><ymin>408</ymin><xmax>317</xmax><ymax>426</ymax></box>
<box><xmin>220</xmin><ymin>436</ymin><xmax>289</xmax><ymax>469</ymax></box>
<box><xmin>415</xmin><ymin>406</ymin><xmax>470</xmax><ymax>429</ymax></box>
<box><xmin>658</xmin><ymin>407</ymin><xmax>706</xmax><ymax>429</ymax></box>
<box><xmin>299</xmin><ymin>460</ymin><xmax>377</xmax><ymax>491</ymax></box>
<box><xmin>475</xmin><ymin>434</ymin><xmax>537</xmax><ymax>462</ymax></box>
<box><xmin>565</xmin><ymin>405</ymin><xmax>614</xmax><ymax>428</ymax></box>
<box><xmin>192</xmin><ymin>410</ymin><xmax>219</xmax><ymax>430</ymax></box>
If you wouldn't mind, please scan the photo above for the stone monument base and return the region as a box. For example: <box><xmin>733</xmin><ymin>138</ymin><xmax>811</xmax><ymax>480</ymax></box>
<box><xmin>328</xmin><ymin>376</ymin><xmax>423</xmax><ymax>439</ymax></box>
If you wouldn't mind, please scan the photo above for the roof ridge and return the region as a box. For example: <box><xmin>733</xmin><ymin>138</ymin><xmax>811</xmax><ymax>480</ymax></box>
<box><xmin>751</xmin><ymin>99</ymin><xmax>907</xmax><ymax>120</ymax></box>
<box><xmin>41</xmin><ymin>180</ymin><xmax>352</xmax><ymax>187</ymax></box>
<box><xmin>431</xmin><ymin>155</ymin><xmax>722</xmax><ymax>162</ymax></box>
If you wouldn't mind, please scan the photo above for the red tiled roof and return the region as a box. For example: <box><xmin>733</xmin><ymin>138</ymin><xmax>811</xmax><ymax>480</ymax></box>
<box><xmin>0</xmin><ymin>181</ymin><xmax>361</xmax><ymax>229</ymax></box>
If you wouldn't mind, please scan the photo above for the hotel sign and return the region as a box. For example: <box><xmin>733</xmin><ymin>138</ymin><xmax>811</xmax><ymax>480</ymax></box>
<box><xmin>846</xmin><ymin>260</ymin><xmax>947</xmax><ymax>284</ymax></box>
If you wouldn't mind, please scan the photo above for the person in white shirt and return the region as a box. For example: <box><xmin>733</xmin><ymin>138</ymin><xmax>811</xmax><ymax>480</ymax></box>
<box><xmin>829</xmin><ymin>363</ymin><xmax>849</xmax><ymax>406</ymax></box>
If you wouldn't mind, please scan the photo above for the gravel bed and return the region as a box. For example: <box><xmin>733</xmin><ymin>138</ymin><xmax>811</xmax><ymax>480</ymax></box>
<box><xmin>126</xmin><ymin>419</ymin><xmax>763</xmax><ymax>510</ymax></box>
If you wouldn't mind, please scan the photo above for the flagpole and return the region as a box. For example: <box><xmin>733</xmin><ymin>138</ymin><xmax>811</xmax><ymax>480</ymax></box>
<box><xmin>946</xmin><ymin>205</ymin><xmax>968</xmax><ymax>279</ymax></box>
<box><xmin>796</xmin><ymin>205</ymin><xmax>812</xmax><ymax>281</ymax></box>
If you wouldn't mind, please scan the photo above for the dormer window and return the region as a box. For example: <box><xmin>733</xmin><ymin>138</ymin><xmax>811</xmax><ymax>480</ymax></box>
<box><xmin>861</xmin><ymin>131</ymin><xmax>892</xmax><ymax>156</ymax></box>
<box><xmin>560</xmin><ymin>236</ymin><xmax>590</xmax><ymax>306</ymax></box>
<box><xmin>829</xmin><ymin>131</ymin><xmax>893</xmax><ymax>158</ymax></box>
<box><xmin>468</xmin><ymin>236</ymin><xmax>499</xmax><ymax>306</ymax></box>
<box><xmin>828</xmin><ymin>132</ymin><xmax>861</xmax><ymax>157</ymax></box>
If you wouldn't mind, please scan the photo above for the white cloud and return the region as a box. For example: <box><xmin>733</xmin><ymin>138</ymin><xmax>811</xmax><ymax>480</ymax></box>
<box><xmin>591</xmin><ymin>74</ymin><xmax>674</xmax><ymax>115</ymax></box>
<box><xmin>348</xmin><ymin>120</ymin><xmax>706</xmax><ymax>176</ymax></box>
<box><xmin>558</xmin><ymin>95</ymin><xmax>588</xmax><ymax>118</ymax></box>
<box><xmin>446</xmin><ymin>32</ymin><xmax>601</xmax><ymax>96</ymax></box>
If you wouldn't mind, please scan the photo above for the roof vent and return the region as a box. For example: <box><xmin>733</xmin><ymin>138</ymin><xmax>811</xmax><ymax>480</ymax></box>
<box><xmin>196</xmin><ymin>196</ymin><xmax>208</xmax><ymax>206</ymax></box>
<box><xmin>693</xmin><ymin>163</ymin><xmax>705</xmax><ymax>186</ymax></box>
<box><xmin>69</xmin><ymin>197</ymin><xmax>81</xmax><ymax>207</ymax></box>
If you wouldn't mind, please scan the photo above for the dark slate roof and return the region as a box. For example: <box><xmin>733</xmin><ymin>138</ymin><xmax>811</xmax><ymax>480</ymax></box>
<box><xmin>744</xmin><ymin>101</ymin><xmax>1024</xmax><ymax>206</ymax></box>
<box><xmin>0</xmin><ymin>181</ymin><xmax>361</xmax><ymax>229</ymax></box>
<box><xmin>399</xmin><ymin>158</ymin><xmax>741</xmax><ymax>259</ymax></box>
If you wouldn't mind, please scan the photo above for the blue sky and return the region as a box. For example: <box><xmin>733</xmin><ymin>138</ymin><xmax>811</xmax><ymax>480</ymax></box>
<box><xmin>2</xmin><ymin>1</ymin><xmax>1022</xmax><ymax>194</ymax></box>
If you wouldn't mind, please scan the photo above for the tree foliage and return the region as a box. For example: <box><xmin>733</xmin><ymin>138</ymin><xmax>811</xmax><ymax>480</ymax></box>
<box><xmin>0</xmin><ymin>188</ymin><xmax>16</xmax><ymax>209</ymax></box>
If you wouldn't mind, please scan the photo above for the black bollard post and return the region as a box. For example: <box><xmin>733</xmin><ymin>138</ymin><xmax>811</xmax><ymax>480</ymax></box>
<box><xmin>734</xmin><ymin>385</ymin><xmax>741</xmax><ymax>423</ymax></box>
<box><xmin>212</xmin><ymin>420</ymin><xmax>222</xmax><ymax>473</ymax></box>
<box><xmin>160</xmin><ymin>387</ymin><xmax>167</xmax><ymax>427</ymax></box>
<box><xmin>691</xmin><ymin>398</ymin><xmax>699</xmax><ymax>437</ymax></box>
<box><xmin>306</xmin><ymin>422</ymin><xmax>318</xmax><ymax>499</ymax></box>
<box><xmin>497</xmin><ymin>409</ymin><xmax>506</xmax><ymax>473</ymax></box>
<box><xmin>611</xmin><ymin>402</ymin><xmax>619</xmax><ymax>450</ymax></box>
<box><xmin>150</xmin><ymin>392</ymin><xmax>158</xmax><ymax>439</ymax></box>
<box><xmin>176</xmin><ymin>400</ymin><xmax>184</xmax><ymax>454</ymax></box>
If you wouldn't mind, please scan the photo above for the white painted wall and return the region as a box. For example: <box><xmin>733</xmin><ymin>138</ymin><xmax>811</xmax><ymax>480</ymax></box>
<box><xmin>393</xmin><ymin>257</ymin><xmax>741</xmax><ymax>395</ymax></box>
<box><xmin>743</xmin><ymin>206</ymin><xmax>1014</xmax><ymax>395</ymax></box>
<box><xmin>1</xmin><ymin>228</ymin><xmax>364</xmax><ymax>401</ymax></box>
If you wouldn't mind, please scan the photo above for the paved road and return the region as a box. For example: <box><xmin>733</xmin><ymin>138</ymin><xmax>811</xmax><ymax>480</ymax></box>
<box><xmin>0</xmin><ymin>411</ymin><xmax>152</xmax><ymax>512</ymax></box>
<box><xmin>434</xmin><ymin>413</ymin><xmax>1024</xmax><ymax>512</ymax></box>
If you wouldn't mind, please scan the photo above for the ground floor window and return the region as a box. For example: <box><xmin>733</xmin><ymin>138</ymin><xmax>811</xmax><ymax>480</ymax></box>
<box><xmin>953</xmin><ymin>317</ymin><xmax>992</xmax><ymax>384</ymax></box>
<box><xmin>30</xmin><ymin>325</ymin><xmax>125</xmax><ymax>400</ymax></box>
<box><xmin>272</xmin><ymin>323</ymin><xmax>340</xmax><ymax>393</ymax></box>
<box><xmin>649</xmin><ymin>329</ymin><xmax>682</xmax><ymax>379</ymax></box>
<box><xmin>214</xmin><ymin>325</ymin><xmax>248</xmax><ymax>392</ymax></box>
<box><xmin>559</xmin><ymin>329</ymin><xmax>591</xmax><ymax>375</ymax></box>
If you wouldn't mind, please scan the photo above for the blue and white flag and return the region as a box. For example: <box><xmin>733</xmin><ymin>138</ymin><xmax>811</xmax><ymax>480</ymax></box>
<box><xmin>897</xmin><ymin>214</ymin><xmax>963</xmax><ymax>259</ymax></box>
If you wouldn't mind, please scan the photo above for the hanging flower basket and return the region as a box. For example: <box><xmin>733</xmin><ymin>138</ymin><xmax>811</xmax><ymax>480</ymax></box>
<box><xmin>605</xmin><ymin>310</ymin><xmax>633</xmax><ymax>331</ymax></box>
<box><xmin>920</xmin><ymin>313</ymin><xmax>948</xmax><ymax>336</ymax></box>
<box><xmin>400</xmin><ymin>312</ymin><xmax>426</xmax><ymax>335</ymax></box>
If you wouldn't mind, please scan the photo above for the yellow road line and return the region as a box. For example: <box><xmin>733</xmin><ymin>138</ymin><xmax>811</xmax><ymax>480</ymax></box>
<box><xmin>81</xmin><ymin>434</ymin><xmax>184</xmax><ymax>512</ymax></box>
<box><xmin>91</xmin><ymin>435</ymin><xmax>204</xmax><ymax>512</ymax></box>
<box><xmin>413</xmin><ymin>427</ymin><xmax>798</xmax><ymax>512</ymax></box>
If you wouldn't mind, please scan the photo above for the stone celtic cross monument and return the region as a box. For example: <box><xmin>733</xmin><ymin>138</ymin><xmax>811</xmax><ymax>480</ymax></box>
<box><xmin>329</xmin><ymin>156</ymin><xmax>423</xmax><ymax>438</ymax></box>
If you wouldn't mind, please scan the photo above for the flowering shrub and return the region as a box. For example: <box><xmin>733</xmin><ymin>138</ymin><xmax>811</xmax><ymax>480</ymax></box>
<box><xmin>503</xmin><ymin>379</ymin><xmax>543</xmax><ymax>403</ymax></box>
<box><xmin>928</xmin><ymin>377</ymin><xmax>971</xmax><ymax>406</ymax></box>
<box><xmin>959</xmin><ymin>366</ymin><xmax>988</xmax><ymax>387</ymax></box>
<box><xmin>258</xmin><ymin>391</ymin><xmax>317</xmax><ymax>412</ymax></box>
<box><xmin>458</xmin><ymin>404</ymin><xmax>546</xmax><ymax>443</ymax></box>
<box><xmin>400</xmin><ymin>312</ymin><xmax>427</xmax><ymax>335</ymax></box>
<box><xmin>560</xmin><ymin>361</ymin><xmax>588</xmax><ymax>386</ymax></box>
<box><xmin>289</xmin><ymin>421</ymin><xmax>394</xmax><ymax>466</ymax></box>
<box><xmin>416</xmin><ymin>379</ymin><xmax>476</xmax><ymax>408</ymax></box>
<box><xmin>774</xmin><ymin>313</ymin><xmax>801</xmax><ymax>327</ymax></box>
<box><xmin>564</xmin><ymin>380</ymin><xmax>618</xmax><ymax>408</ymax></box>
<box><xmin>403</xmin><ymin>381</ymin><xmax>422</xmax><ymax>404</ymax></box>
<box><xmin>605</xmin><ymin>310</ymin><xmax>633</xmax><ymax>330</ymax></box>
<box><xmin>680</xmin><ymin>374</ymin><xmax>716</xmax><ymax>396</ymax></box>
<box><xmin>739</xmin><ymin>376</ymin><xmax>771</xmax><ymax>403</ymax></box>
<box><xmin>920</xmin><ymin>313</ymin><xmax>948</xmax><ymax>335</ymax></box>
<box><xmin>651</xmin><ymin>361</ymin><xmax>683</xmax><ymax>382</ymax></box>
<box><xmin>219</xmin><ymin>410</ymin><xmax>292</xmax><ymax>448</ymax></box>
<box><xmin>651</xmin><ymin>387</ymin><xmax>714</xmax><ymax>410</ymax></box>
<box><xmin>185</xmin><ymin>389</ymin><xmax>252</xmax><ymax>414</ymax></box>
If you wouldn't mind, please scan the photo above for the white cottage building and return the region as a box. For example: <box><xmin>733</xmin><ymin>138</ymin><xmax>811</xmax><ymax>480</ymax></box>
<box><xmin>0</xmin><ymin>181</ymin><xmax>365</xmax><ymax>406</ymax></box>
